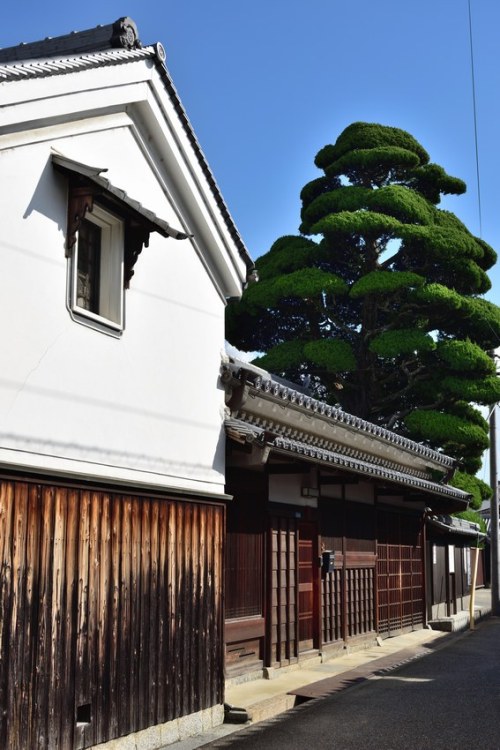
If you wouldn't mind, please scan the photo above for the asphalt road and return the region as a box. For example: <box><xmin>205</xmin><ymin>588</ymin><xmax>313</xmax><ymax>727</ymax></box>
<box><xmin>206</xmin><ymin>618</ymin><xmax>500</xmax><ymax>750</ymax></box>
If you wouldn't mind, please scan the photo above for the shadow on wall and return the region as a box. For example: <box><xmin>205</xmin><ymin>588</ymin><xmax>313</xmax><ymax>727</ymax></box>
<box><xmin>23</xmin><ymin>154</ymin><xmax>68</xmax><ymax>236</ymax></box>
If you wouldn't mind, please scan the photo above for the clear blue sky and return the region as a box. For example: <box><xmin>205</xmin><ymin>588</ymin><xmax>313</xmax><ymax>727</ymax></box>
<box><xmin>2</xmin><ymin>1</ymin><xmax>499</xmax><ymax>303</ymax></box>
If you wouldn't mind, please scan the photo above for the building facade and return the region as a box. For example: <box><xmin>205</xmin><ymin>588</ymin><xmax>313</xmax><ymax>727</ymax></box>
<box><xmin>221</xmin><ymin>359</ymin><xmax>470</xmax><ymax>677</ymax></box>
<box><xmin>0</xmin><ymin>18</ymin><xmax>252</xmax><ymax>750</ymax></box>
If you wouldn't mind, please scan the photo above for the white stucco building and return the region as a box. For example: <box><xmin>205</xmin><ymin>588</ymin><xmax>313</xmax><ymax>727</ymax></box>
<box><xmin>0</xmin><ymin>17</ymin><xmax>253</xmax><ymax>750</ymax></box>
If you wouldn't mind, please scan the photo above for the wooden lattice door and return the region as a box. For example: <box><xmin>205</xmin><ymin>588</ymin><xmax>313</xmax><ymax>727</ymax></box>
<box><xmin>268</xmin><ymin>515</ymin><xmax>298</xmax><ymax>666</ymax></box>
<box><xmin>377</xmin><ymin>509</ymin><xmax>424</xmax><ymax>637</ymax></box>
<box><xmin>298</xmin><ymin>520</ymin><xmax>318</xmax><ymax>652</ymax></box>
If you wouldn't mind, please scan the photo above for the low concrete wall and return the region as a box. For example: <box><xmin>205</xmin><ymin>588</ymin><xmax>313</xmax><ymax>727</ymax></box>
<box><xmin>431</xmin><ymin>593</ymin><xmax>471</xmax><ymax>620</ymax></box>
<box><xmin>89</xmin><ymin>705</ymin><xmax>225</xmax><ymax>750</ymax></box>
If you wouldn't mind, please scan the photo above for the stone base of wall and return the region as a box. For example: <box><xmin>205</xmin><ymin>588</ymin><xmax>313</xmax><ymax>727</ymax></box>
<box><xmin>89</xmin><ymin>705</ymin><xmax>225</xmax><ymax>750</ymax></box>
<box><xmin>431</xmin><ymin>593</ymin><xmax>471</xmax><ymax>620</ymax></box>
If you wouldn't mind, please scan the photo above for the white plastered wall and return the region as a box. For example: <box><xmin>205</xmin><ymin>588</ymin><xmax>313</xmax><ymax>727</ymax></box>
<box><xmin>0</xmin><ymin>117</ymin><xmax>229</xmax><ymax>495</ymax></box>
<box><xmin>269</xmin><ymin>473</ymin><xmax>318</xmax><ymax>508</ymax></box>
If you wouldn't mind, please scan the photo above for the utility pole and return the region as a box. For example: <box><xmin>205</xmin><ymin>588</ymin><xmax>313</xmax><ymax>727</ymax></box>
<box><xmin>490</xmin><ymin>397</ymin><xmax>500</xmax><ymax>615</ymax></box>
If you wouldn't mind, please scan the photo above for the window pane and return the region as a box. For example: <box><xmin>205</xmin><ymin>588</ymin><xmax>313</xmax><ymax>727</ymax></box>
<box><xmin>77</xmin><ymin>219</ymin><xmax>101</xmax><ymax>313</ymax></box>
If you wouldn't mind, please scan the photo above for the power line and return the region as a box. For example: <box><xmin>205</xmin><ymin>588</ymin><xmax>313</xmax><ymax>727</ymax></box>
<box><xmin>468</xmin><ymin>0</ymin><xmax>483</xmax><ymax>237</ymax></box>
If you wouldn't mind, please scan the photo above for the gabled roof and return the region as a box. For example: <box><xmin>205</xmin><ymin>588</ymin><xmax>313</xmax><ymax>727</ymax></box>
<box><xmin>222</xmin><ymin>358</ymin><xmax>470</xmax><ymax>511</ymax></box>
<box><xmin>0</xmin><ymin>17</ymin><xmax>255</xmax><ymax>278</ymax></box>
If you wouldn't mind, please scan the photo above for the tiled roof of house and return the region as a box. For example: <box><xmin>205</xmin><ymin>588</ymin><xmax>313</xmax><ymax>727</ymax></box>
<box><xmin>222</xmin><ymin>360</ymin><xmax>470</xmax><ymax>509</ymax></box>
<box><xmin>0</xmin><ymin>17</ymin><xmax>144</xmax><ymax>62</ymax></box>
<box><xmin>222</xmin><ymin>360</ymin><xmax>456</xmax><ymax>468</ymax></box>
<box><xmin>225</xmin><ymin>417</ymin><xmax>469</xmax><ymax>506</ymax></box>
<box><xmin>428</xmin><ymin>514</ymin><xmax>485</xmax><ymax>538</ymax></box>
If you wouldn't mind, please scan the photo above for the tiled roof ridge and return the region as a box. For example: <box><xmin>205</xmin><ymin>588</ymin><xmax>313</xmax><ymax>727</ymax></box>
<box><xmin>272</xmin><ymin>436</ymin><xmax>468</xmax><ymax>501</ymax></box>
<box><xmin>224</xmin><ymin>362</ymin><xmax>456</xmax><ymax>468</ymax></box>
<box><xmin>223</xmin><ymin>418</ymin><xmax>469</xmax><ymax>504</ymax></box>
<box><xmin>226</xmin><ymin>416</ymin><xmax>432</xmax><ymax>480</ymax></box>
<box><xmin>0</xmin><ymin>17</ymin><xmax>142</xmax><ymax>63</ymax></box>
<box><xmin>428</xmin><ymin>514</ymin><xmax>485</xmax><ymax>537</ymax></box>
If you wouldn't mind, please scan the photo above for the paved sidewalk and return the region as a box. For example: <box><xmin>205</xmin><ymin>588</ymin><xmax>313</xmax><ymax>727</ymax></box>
<box><xmin>202</xmin><ymin>608</ymin><xmax>500</xmax><ymax>749</ymax></box>
<box><xmin>166</xmin><ymin>588</ymin><xmax>491</xmax><ymax>750</ymax></box>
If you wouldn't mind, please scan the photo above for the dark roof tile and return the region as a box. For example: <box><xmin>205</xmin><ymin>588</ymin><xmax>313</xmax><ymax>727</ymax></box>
<box><xmin>0</xmin><ymin>17</ymin><xmax>141</xmax><ymax>63</ymax></box>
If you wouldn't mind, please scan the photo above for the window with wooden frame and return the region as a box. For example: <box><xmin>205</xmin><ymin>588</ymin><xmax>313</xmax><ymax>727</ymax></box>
<box><xmin>52</xmin><ymin>152</ymin><xmax>189</xmax><ymax>336</ymax></box>
<box><xmin>72</xmin><ymin>204</ymin><xmax>125</xmax><ymax>331</ymax></box>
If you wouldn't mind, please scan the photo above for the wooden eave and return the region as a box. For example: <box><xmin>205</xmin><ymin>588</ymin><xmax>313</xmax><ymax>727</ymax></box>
<box><xmin>52</xmin><ymin>151</ymin><xmax>190</xmax><ymax>287</ymax></box>
<box><xmin>222</xmin><ymin>359</ymin><xmax>471</xmax><ymax>513</ymax></box>
<box><xmin>223</xmin><ymin>364</ymin><xmax>455</xmax><ymax>477</ymax></box>
<box><xmin>224</xmin><ymin>418</ymin><xmax>469</xmax><ymax>511</ymax></box>
<box><xmin>52</xmin><ymin>152</ymin><xmax>188</xmax><ymax>240</ymax></box>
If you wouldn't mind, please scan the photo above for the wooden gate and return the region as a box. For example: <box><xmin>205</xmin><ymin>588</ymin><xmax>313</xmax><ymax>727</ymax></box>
<box><xmin>377</xmin><ymin>509</ymin><xmax>424</xmax><ymax>637</ymax></box>
<box><xmin>0</xmin><ymin>478</ymin><xmax>224</xmax><ymax>750</ymax></box>
<box><xmin>320</xmin><ymin>497</ymin><xmax>376</xmax><ymax>646</ymax></box>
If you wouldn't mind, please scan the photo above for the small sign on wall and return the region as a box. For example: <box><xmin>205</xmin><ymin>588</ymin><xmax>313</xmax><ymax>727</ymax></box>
<box><xmin>465</xmin><ymin>547</ymin><xmax>471</xmax><ymax>586</ymax></box>
<box><xmin>448</xmin><ymin>545</ymin><xmax>455</xmax><ymax>573</ymax></box>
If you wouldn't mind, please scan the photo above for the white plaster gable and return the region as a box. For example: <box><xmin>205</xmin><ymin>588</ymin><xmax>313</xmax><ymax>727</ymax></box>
<box><xmin>0</xmin><ymin>45</ymin><xmax>253</xmax><ymax>301</ymax></box>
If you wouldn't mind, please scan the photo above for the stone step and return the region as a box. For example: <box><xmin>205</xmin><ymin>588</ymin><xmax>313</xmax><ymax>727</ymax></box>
<box><xmin>429</xmin><ymin>605</ymin><xmax>488</xmax><ymax>632</ymax></box>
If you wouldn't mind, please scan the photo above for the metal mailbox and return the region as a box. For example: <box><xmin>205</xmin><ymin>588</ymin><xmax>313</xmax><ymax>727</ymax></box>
<box><xmin>321</xmin><ymin>550</ymin><xmax>335</xmax><ymax>573</ymax></box>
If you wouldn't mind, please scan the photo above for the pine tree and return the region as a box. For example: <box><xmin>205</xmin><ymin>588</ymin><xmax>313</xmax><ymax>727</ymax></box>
<box><xmin>226</xmin><ymin>122</ymin><xmax>500</xmax><ymax>507</ymax></box>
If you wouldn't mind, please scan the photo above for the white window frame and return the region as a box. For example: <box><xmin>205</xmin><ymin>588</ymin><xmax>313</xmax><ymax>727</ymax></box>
<box><xmin>69</xmin><ymin>204</ymin><xmax>125</xmax><ymax>333</ymax></box>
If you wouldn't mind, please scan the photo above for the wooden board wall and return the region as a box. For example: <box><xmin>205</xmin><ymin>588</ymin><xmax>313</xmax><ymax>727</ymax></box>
<box><xmin>0</xmin><ymin>479</ymin><xmax>224</xmax><ymax>750</ymax></box>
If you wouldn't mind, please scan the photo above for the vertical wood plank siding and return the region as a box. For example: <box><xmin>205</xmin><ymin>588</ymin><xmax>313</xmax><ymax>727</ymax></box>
<box><xmin>225</xmin><ymin>470</ymin><xmax>266</xmax><ymax>621</ymax></box>
<box><xmin>430</xmin><ymin>542</ymin><xmax>480</xmax><ymax>612</ymax></box>
<box><xmin>0</xmin><ymin>479</ymin><xmax>223</xmax><ymax>750</ymax></box>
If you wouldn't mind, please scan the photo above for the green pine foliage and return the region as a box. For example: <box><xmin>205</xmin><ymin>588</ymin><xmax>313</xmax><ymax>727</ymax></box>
<box><xmin>226</xmin><ymin>122</ymin><xmax>500</xmax><ymax>501</ymax></box>
<box><xmin>350</xmin><ymin>270</ymin><xmax>425</xmax><ymax>298</ymax></box>
<box><xmin>440</xmin><ymin>375</ymin><xmax>500</xmax><ymax>404</ymax></box>
<box><xmin>369</xmin><ymin>329</ymin><xmax>436</xmax><ymax>357</ymax></box>
<box><xmin>449</xmin><ymin>472</ymin><xmax>492</xmax><ymax>512</ymax></box>
<box><xmin>404</xmin><ymin>410</ymin><xmax>490</xmax><ymax>453</ymax></box>
<box><xmin>303</xmin><ymin>339</ymin><xmax>357</xmax><ymax>373</ymax></box>
<box><xmin>253</xmin><ymin>340</ymin><xmax>306</xmax><ymax>372</ymax></box>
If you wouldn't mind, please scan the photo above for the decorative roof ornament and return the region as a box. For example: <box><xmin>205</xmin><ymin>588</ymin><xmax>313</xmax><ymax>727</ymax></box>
<box><xmin>154</xmin><ymin>43</ymin><xmax>167</xmax><ymax>63</ymax></box>
<box><xmin>110</xmin><ymin>17</ymin><xmax>142</xmax><ymax>50</ymax></box>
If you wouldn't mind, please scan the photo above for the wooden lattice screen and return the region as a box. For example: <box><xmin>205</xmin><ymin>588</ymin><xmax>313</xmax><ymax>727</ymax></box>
<box><xmin>377</xmin><ymin>509</ymin><xmax>424</xmax><ymax>637</ymax></box>
<box><xmin>268</xmin><ymin>515</ymin><xmax>298</xmax><ymax>667</ymax></box>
